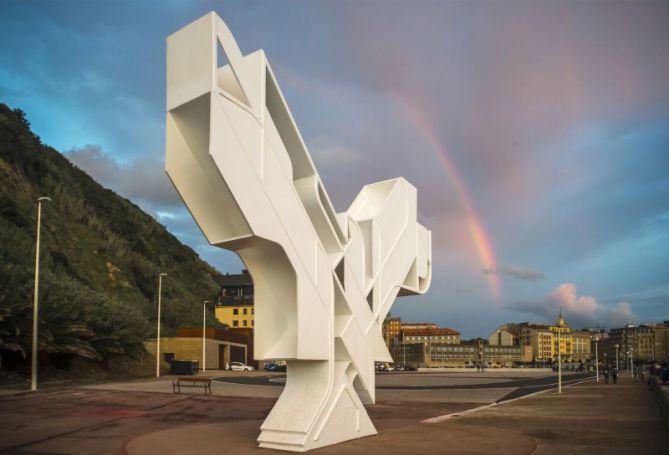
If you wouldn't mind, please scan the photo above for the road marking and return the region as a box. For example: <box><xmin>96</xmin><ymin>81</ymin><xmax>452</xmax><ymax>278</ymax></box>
<box><xmin>422</xmin><ymin>403</ymin><xmax>498</xmax><ymax>423</ymax></box>
<box><xmin>421</xmin><ymin>376</ymin><xmax>595</xmax><ymax>424</ymax></box>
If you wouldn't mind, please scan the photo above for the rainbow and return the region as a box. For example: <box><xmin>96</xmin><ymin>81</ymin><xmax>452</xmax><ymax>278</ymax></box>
<box><xmin>399</xmin><ymin>97</ymin><xmax>501</xmax><ymax>302</ymax></box>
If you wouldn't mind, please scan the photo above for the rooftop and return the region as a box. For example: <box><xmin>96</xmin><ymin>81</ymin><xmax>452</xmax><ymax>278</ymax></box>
<box><xmin>217</xmin><ymin>270</ymin><xmax>253</xmax><ymax>287</ymax></box>
<box><xmin>402</xmin><ymin>327</ymin><xmax>460</xmax><ymax>336</ymax></box>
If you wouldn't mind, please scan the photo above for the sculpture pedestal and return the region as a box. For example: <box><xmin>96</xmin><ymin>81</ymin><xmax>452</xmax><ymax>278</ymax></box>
<box><xmin>258</xmin><ymin>362</ymin><xmax>377</xmax><ymax>451</ymax></box>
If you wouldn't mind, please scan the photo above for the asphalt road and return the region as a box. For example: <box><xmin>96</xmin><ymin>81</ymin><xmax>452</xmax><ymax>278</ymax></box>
<box><xmin>213</xmin><ymin>371</ymin><xmax>593</xmax><ymax>403</ymax></box>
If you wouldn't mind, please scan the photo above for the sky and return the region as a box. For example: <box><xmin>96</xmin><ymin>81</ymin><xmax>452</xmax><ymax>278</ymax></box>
<box><xmin>1</xmin><ymin>0</ymin><xmax>668</xmax><ymax>338</ymax></box>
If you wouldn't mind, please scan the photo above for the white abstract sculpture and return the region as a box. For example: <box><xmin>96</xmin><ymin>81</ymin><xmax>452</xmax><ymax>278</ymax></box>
<box><xmin>165</xmin><ymin>12</ymin><xmax>432</xmax><ymax>452</ymax></box>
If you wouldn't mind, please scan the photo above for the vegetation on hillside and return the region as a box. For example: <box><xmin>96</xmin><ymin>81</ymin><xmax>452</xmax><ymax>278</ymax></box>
<box><xmin>0</xmin><ymin>103</ymin><xmax>225</xmax><ymax>374</ymax></box>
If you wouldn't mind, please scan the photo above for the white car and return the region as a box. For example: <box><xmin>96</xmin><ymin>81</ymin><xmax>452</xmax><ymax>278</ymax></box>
<box><xmin>229</xmin><ymin>361</ymin><xmax>255</xmax><ymax>372</ymax></box>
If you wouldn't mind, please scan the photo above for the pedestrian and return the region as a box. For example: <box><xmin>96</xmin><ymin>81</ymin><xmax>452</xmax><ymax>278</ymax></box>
<box><xmin>638</xmin><ymin>363</ymin><xmax>645</xmax><ymax>382</ymax></box>
<box><xmin>612</xmin><ymin>367</ymin><xmax>618</xmax><ymax>384</ymax></box>
<box><xmin>603</xmin><ymin>365</ymin><xmax>610</xmax><ymax>384</ymax></box>
<box><xmin>648</xmin><ymin>362</ymin><xmax>658</xmax><ymax>388</ymax></box>
<box><xmin>661</xmin><ymin>363</ymin><xmax>669</xmax><ymax>384</ymax></box>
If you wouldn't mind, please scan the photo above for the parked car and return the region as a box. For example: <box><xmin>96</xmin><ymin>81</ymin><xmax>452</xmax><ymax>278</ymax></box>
<box><xmin>264</xmin><ymin>363</ymin><xmax>286</xmax><ymax>372</ymax></box>
<box><xmin>230</xmin><ymin>362</ymin><xmax>255</xmax><ymax>372</ymax></box>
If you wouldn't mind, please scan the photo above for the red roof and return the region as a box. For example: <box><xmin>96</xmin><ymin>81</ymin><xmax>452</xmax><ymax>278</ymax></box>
<box><xmin>402</xmin><ymin>327</ymin><xmax>460</xmax><ymax>336</ymax></box>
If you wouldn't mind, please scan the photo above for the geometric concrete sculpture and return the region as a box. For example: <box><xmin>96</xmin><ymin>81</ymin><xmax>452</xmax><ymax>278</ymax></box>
<box><xmin>165</xmin><ymin>12</ymin><xmax>432</xmax><ymax>452</ymax></box>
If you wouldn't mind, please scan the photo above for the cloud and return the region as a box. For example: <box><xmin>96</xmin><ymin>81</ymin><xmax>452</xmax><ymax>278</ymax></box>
<box><xmin>65</xmin><ymin>144</ymin><xmax>180</xmax><ymax>208</ymax></box>
<box><xmin>609</xmin><ymin>302</ymin><xmax>637</xmax><ymax>328</ymax></box>
<box><xmin>308</xmin><ymin>135</ymin><xmax>359</xmax><ymax>165</ymax></box>
<box><xmin>508</xmin><ymin>283</ymin><xmax>638</xmax><ymax>328</ymax></box>
<box><xmin>485</xmin><ymin>265</ymin><xmax>545</xmax><ymax>281</ymax></box>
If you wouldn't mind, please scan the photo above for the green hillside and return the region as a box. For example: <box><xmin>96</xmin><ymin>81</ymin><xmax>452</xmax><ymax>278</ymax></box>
<box><xmin>0</xmin><ymin>103</ymin><xmax>225</xmax><ymax>372</ymax></box>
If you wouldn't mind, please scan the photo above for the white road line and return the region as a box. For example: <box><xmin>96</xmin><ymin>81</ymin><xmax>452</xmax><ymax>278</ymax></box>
<box><xmin>421</xmin><ymin>376</ymin><xmax>595</xmax><ymax>424</ymax></box>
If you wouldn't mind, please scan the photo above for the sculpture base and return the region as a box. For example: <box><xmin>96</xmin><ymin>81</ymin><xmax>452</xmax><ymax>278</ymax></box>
<box><xmin>257</xmin><ymin>364</ymin><xmax>377</xmax><ymax>452</ymax></box>
<box><xmin>258</xmin><ymin>404</ymin><xmax>377</xmax><ymax>452</ymax></box>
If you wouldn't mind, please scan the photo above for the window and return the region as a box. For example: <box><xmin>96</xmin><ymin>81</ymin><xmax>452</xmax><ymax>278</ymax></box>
<box><xmin>252</xmin><ymin>319</ymin><xmax>254</xmax><ymax>326</ymax></box>
<box><xmin>233</xmin><ymin>308</ymin><xmax>239</xmax><ymax>315</ymax></box>
<box><xmin>243</xmin><ymin>320</ymin><xmax>248</xmax><ymax>327</ymax></box>
<box><xmin>243</xmin><ymin>308</ymin><xmax>248</xmax><ymax>315</ymax></box>
<box><xmin>233</xmin><ymin>320</ymin><xmax>239</xmax><ymax>327</ymax></box>
<box><xmin>252</xmin><ymin>308</ymin><xmax>254</xmax><ymax>314</ymax></box>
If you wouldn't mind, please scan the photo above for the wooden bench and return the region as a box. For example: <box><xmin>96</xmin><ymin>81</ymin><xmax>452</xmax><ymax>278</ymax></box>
<box><xmin>172</xmin><ymin>376</ymin><xmax>212</xmax><ymax>395</ymax></box>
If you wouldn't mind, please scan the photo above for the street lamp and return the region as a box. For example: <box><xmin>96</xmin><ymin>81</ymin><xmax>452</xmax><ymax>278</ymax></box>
<box><xmin>557</xmin><ymin>309</ymin><xmax>565</xmax><ymax>394</ymax></box>
<box><xmin>615</xmin><ymin>344</ymin><xmax>619</xmax><ymax>371</ymax></box>
<box><xmin>156</xmin><ymin>272</ymin><xmax>167</xmax><ymax>378</ymax></box>
<box><xmin>592</xmin><ymin>335</ymin><xmax>600</xmax><ymax>383</ymax></box>
<box><xmin>31</xmin><ymin>196</ymin><xmax>51</xmax><ymax>391</ymax></box>
<box><xmin>202</xmin><ymin>300</ymin><xmax>213</xmax><ymax>372</ymax></box>
<box><xmin>629</xmin><ymin>348</ymin><xmax>634</xmax><ymax>376</ymax></box>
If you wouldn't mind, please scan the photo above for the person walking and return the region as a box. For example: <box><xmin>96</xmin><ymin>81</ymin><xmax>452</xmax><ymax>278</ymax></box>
<box><xmin>612</xmin><ymin>367</ymin><xmax>618</xmax><ymax>384</ymax></box>
<box><xmin>603</xmin><ymin>365</ymin><xmax>610</xmax><ymax>384</ymax></box>
<box><xmin>648</xmin><ymin>362</ymin><xmax>658</xmax><ymax>388</ymax></box>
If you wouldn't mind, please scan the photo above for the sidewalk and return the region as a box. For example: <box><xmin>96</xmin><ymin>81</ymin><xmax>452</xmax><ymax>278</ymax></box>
<box><xmin>1</xmin><ymin>373</ymin><xmax>665</xmax><ymax>454</ymax></box>
<box><xmin>125</xmin><ymin>375</ymin><xmax>668</xmax><ymax>454</ymax></box>
<box><xmin>446</xmin><ymin>374</ymin><xmax>669</xmax><ymax>454</ymax></box>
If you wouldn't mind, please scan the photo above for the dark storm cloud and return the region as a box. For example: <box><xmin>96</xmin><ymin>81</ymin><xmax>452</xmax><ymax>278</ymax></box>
<box><xmin>485</xmin><ymin>265</ymin><xmax>546</xmax><ymax>281</ymax></box>
<box><xmin>65</xmin><ymin>145</ymin><xmax>180</xmax><ymax>208</ymax></box>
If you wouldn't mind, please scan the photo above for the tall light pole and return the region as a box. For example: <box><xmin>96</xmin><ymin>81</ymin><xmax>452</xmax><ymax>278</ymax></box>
<box><xmin>557</xmin><ymin>309</ymin><xmax>564</xmax><ymax>394</ymax></box>
<box><xmin>156</xmin><ymin>272</ymin><xmax>167</xmax><ymax>378</ymax></box>
<box><xmin>202</xmin><ymin>300</ymin><xmax>213</xmax><ymax>372</ymax></box>
<box><xmin>31</xmin><ymin>196</ymin><xmax>51</xmax><ymax>391</ymax></box>
<box><xmin>629</xmin><ymin>348</ymin><xmax>634</xmax><ymax>375</ymax></box>
<box><xmin>592</xmin><ymin>335</ymin><xmax>600</xmax><ymax>383</ymax></box>
<box><xmin>615</xmin><ymin>344</ymin><xmax>619</xmax><ymax>371</ymax></box>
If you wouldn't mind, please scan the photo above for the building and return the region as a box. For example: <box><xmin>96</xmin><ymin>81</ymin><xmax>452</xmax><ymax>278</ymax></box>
<box><xmin>604</xmin><ymin>324</ymin><xmax>658</xmax><ymax>365</ymax></box>
<box><xmin>401</xmin><ymin>322</ymin><xmax>438</xmax><ymax>331</ymax></box>
<box><xmin>495</xmin><ymin>313</ymin><xmax>591</xmax><ymax>363</ymax></box>
<box><xmin>570</xmin><ymin>331</ymin><xmax>593</xmax><ymax>362</ymax></box>
<box><xmin>652</xmin><ymin>322</ymin><xmax>669</xmax><ymax>361</ymax></box>
<box><xmin>428</xmin><ymin>340</ymin><xmax>479</xmax><ymax>367</ymax></box>
<box><xmin>145</xmin><ymin>327</ymin><xmax>251</xmax><ymax>370</ymax></box>
<box><xmin>488</xmin><ymin>326</ymin><xmax>533</xmax><ymax>363</ymax></box>
<box><xmin>389</xmin><ymin>322</ymin><xmax>460</xmax><ymax>367</ymax></box>
<box><xmin>395</xmin><ymin>342</ymin><xmax>427</xmax><ymax>368</ymax></box>
<box><xmin>488</xmin><ymin>327</ymin><xmax>515</xmax><ymax>347</ymax></box>
<box><xmin>530</xmin><ymin>328</ymin><xmax>555</xmax><ymax>361</ymax></box>
<box><xmin>425</xmin><ymin>338</ymin><xmax>524</xmax><ymax>368</ymax></box>
<box><xmin>214</xmin><ymin>270</ymin><xmax>255</xmax><ymax>329</ymax></box>
<box><xmin>401</xmin><ymin>326</ymin><xmax>460</xmax><ymax>344</ymax></box>
<box><xmin>382</xmin><ymin>315</ymin><xmax>402</xmax><ymax>349</ymax></box>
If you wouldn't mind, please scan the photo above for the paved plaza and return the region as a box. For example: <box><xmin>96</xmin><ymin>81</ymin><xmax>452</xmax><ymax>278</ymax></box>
<box><xmin>0</xmin><ymin>371</ymin><xmax>666</xmax><ymax>454</ymax></box>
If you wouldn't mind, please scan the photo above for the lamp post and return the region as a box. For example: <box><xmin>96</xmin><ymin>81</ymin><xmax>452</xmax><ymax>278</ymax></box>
<box><xmin>557</xmin><ymin>309</ymin><xmax>564</xmax><ymax>394</ymax></box>
<box><xmin>31</xmin><ymin>196</ymin><xmax>51</xmax><ymax>391</ymax></box>
<box><xmin>156</xmin><ymin>272</ymin><xmax>167</xmax><ymax>378</ymax></box>
<box><xmin>202</xmin><ymin>300</ymin><xmax>213</xmax><ymax>372</ymax></box>
<box><xmin>629</xmin><ymin>348</ymin><xmax>634</xmax><ymax>376</ymax></box>
<box><xmin>615</xmin><ymin>344</ymin><xmax>619</xmax><ymax>371</ymax></box>
<box><xmin>592</xmin><ymin>335</ymin><xmax>599</xmax><ymax>383</ymax></box>
<box><xmin>558</xmin><ymin>330</ymin><xmax>562</xmax><ymax>394</ymax></box>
